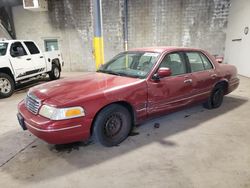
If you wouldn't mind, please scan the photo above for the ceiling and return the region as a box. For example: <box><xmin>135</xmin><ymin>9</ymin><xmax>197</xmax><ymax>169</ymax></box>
<box><xmin>0</xmin><ymin>0</ymin><xmax>22</xmax><ymax>7</ymax></box>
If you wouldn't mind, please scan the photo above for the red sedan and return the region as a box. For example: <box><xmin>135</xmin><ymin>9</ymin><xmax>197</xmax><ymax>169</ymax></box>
<box><xmin>17</xmin><ymin>47</ymin><xmax>239</xmax><ymax>147</ymax></box>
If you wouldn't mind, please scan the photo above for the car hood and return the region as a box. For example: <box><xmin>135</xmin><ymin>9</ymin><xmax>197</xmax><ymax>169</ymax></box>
<box><xmin>30</xmin><ymin>72</ymin><xmax>143</xmax><ymax>105</ymax></box>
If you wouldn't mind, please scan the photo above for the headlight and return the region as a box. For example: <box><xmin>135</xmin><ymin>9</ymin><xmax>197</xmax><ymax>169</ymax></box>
<box><xmin>39</xmin><ymin>105</ymin><xmax>85</xmax><ymax>120</ymax></box>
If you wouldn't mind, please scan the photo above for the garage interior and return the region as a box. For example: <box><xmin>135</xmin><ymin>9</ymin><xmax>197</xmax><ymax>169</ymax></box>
<box><xmin>0</xmin><ymin>0</ymin><xmax>250</xmax><ymax>187</ymax></box>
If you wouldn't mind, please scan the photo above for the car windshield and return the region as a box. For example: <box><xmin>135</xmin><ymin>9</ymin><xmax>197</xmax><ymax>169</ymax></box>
<box><xmin>0</xmin><ymin>42</ymin><xmax>8</xmax><ymax>56</ymax></box>
<box><xmin>97</xmin><ymin>51</ymin><xmax>160</xmax><ymax>78</ymax></box>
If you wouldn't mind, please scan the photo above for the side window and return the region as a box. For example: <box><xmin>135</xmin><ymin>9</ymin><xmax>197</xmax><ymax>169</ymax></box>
<box><xmin>186</xmin><ymin>52</ymin><xmax>205</xmax><ymax>72</ymax></box>
<box><xmin>159</xmin><ymin>52</ymin><xmax>186</xmax><ymax>76</ymax></box>
<box><xmin>200</xmin><ymin>53</ymin><xmax>213</xmax><ymax>70</ymax></box>
<box><xmin>10</xmin><ymin>42</ymin><xmax>27</xmax><ymax>57</ymax></box>
<box><xmin>24</xmin><ymin>42</ymin><xmax>40</xmax><ymax>54</ymax></box>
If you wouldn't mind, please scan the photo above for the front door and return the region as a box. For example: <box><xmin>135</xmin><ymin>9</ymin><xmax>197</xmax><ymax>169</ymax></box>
<box><xmin>9</xmin><ymin>42</ymin><xmax>34</xmax><ymax>80</ymax></box>
<box><xmin>147</xmin><ymin>52</ymin><xmax>193</xmax><ymax>115</ymax></box>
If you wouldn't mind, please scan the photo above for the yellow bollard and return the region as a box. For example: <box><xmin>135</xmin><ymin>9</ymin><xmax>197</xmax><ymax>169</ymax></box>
<box><xmin>93</xmin><ymin>37</ymin><xmax>104</xmax><ymax>69</ymax></box>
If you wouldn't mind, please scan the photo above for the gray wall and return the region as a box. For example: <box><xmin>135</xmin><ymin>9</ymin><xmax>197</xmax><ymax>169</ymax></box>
<box><xmin>128</xmin><ymin>0</ymin><xmax>230</xmax><ymax>56</ymax></box>
<box><xmin>12</xmin><ymin>0</ymin><xmax>230</xmax><ymax>71</ymax></box>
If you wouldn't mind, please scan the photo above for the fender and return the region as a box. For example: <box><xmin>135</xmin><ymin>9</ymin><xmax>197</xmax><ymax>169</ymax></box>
<box><xmin>213</xmin><ymin>78</ymin><xmax>229</xmax><ymax>94</ymax></box>
<box><xmin>0</xmin><ymin>55</ymin><xmax>15</xmax><ymax>76</ymax></box>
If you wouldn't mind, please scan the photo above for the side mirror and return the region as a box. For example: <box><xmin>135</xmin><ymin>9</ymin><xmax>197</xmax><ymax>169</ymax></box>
<box><xmin>153</xmin><ymin>67</ymin><xmax>172</xmax><ymax>80</ymax></box>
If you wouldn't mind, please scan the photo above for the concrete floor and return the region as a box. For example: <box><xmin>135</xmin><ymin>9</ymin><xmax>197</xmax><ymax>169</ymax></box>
<box><xmin>0</xmin><ymin>72</ymin><xmax>250</xmax><ymax>188</ymax></box>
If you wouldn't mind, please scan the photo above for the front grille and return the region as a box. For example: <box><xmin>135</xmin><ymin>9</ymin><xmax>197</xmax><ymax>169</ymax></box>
<box><xmin>25</xmin><ymin>93</ymin><xmax>41</xmax><ymax>115</ymax></box>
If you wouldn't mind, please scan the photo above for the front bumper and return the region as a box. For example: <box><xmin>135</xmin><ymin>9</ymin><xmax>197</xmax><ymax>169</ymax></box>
<box><xmin>17</xmin><ymin>100</ymin><xmax>92</xmax><ymax>144</ymax></box>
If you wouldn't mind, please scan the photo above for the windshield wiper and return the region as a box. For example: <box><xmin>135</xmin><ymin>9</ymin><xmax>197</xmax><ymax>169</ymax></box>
<box><xmin>97</xmin><ymin>69</ymin><xmax>140</xmax><ymax>78</ymax></box>
<box><xmin>97</xmin><ymin>69</ymin><xmax>122</xmax><ymax>76</ymax></box>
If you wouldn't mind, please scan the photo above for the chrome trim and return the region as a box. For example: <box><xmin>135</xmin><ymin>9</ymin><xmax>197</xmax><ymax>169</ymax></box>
<box><xmin>25</xmin><ymin>121</ymin><xmax>82</xmax><ymax>132</ymax></box>
<box><xmin>25</xmin><ymin>92</ymin><xmax>41</xmax><ymax>114</ymax></box>
<box><xmin>27</xmin><ymin>92</ymin><xmax>40</xmax><ymax>101</ymax></box>
<box><xmin>164</xmin><ymin>91</ymin><xmax>211</xmax><ymax>105</ymax></box>
<box><xmin>229</xmin><ymin>82</ymin><xmax>239</xmax><ymax>86</ymax></box>
<box><xmin>137</xmin><ymin>107</ymin><xmax>147</xmax><ymax>112</ymax></box>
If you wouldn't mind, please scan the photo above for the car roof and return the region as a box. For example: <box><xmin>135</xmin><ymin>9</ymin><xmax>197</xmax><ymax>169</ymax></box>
<box><xmin>0</xmin><ymin>39</ymin><xmax>33</xmax><ymax>43</ymax></box>
<box><xmin>129</xmin><ymin>46</ymin><xmax>202</xmax><ymax>53</ymax></box>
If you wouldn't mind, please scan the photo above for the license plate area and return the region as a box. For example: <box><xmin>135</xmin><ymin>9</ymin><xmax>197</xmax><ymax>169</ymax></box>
<box><xmin>17</xmin><ymin>113</ymin><xmax>27</xmax><ymax>130</ymax></box>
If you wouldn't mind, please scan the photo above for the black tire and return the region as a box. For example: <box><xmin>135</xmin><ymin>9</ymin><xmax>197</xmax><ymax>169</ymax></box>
<box><xmin>93</xmin><ymin>104</ymin><xmax>132</xmax><ymax>147</ymax></box>
<box><xmin>203</xmin><ymin>85</ymin><xmax>224</xmax><ymax>109</ymax></box>
<box><xmin>0</xmin><ymin>73</ymin><xmax>15</xmax><ymax>98</ymax></box>
<box><xmin>49</xmin><ymin>64</ymin><xmax>61</xmax><ymax>80</ymax></box>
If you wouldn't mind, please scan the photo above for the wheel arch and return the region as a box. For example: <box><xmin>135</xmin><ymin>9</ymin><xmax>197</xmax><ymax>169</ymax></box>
<box><xmin>51</xmin><ymin>58</ymin><xmax>61</xmax><ymax>71</ymax></box>
<box><xmin>214</xmin><ymin>79</ymin><xmax>229</xmax><ymax>94</ymax></box>
<box><xmin>0</xmin><ymin>67</ymin><xmax>15</xmax><ymax>81</ymax></box>
<box><xmin>90</xmin><ymin>101</ymin><xmax>137</xmax><ymax>135</ymax></box>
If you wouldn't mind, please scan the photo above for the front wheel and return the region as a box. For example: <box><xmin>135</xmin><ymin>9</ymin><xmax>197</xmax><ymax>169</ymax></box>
<box><xmin>0</xmin><ymin>73</ymin><xmax>15</xmax><ymax>98</ymax></box>
<box><xmin>203</xmin><ymin>86</ymin><xmax>224</xmax><ymax>109</ymax></box>
<box><xmin>93</xmin><ymin>104</ymin><xmax>132</xmax><ymax>147</ymax></box>
<box><xmin>49</xmin><ymin>64</ymin><xmax>61</xmax><ymax>80</ymax></box>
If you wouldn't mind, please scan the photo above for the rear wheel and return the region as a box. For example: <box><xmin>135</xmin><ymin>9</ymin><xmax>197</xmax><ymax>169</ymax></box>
<box><xmin>49</xmin><ymin>64</ymin><xmax>61</xmax><ymax>80</ymax></box>
<box><xmin>93</xmin><ymin>104</ymin><xmax>132</xmax><ymax>147</ymax></box>
<box><xmin>203</xmin><ymin>85</ymin><xmax>224</xmax><ymax>109</ymax></box>
<box><xmin>0</xmin><ymin>73</ymin><xmax>15</xmax><ymax>98</ymax></box>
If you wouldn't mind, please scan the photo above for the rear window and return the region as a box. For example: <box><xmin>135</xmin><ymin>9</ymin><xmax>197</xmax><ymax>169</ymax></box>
<box><xmin>200</xmin><ymin>53</ymin><xmax>213</xmax><ymax>70</ymax></box>
<box><xmin>186</xmin><ymin>52</ymin><xmax>205</xmax><ymax>72</ymax></box>
<box><xmin>24</xmin><ymin>42</ymin><xmax>40</xmax><ymax>54</ymax></box>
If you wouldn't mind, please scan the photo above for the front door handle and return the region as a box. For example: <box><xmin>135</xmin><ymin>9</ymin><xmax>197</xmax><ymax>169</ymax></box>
<box><xmin>40</xmin><ymin>56</ymin><xmax>44</xmax><ymax>58</ymax></box>
<box><xmin>184</xmin><ymin>79</ymin><xmax>192</xmax><ymax>84</ymax></box>
<box><xmin>26</xmin><ymin>58</ymin><xmax>31</xmax><ymax>61</ymax></box>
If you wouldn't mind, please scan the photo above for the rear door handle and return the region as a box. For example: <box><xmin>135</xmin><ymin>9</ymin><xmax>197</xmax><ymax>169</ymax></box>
<box><xmin>40</xmin><ymin>56</ymin><xmax>44</xmax><ymax>58</ymax></box>
<box><xmin>211</xmin><ymin>74</ymin><xmax>217</xmax><ymax>78</ymax></box>
<box><xmin>26</xmin><ymin>58</ymin><xmax>31</xmax><ymax>61</ymax></box>
<box><xmin>184</xmin><ymin>79</ymin><xmax>192</xmax><ymax>83</ymax></box>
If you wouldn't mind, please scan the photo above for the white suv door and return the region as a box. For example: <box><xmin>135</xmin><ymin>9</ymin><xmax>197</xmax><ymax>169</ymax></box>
<box><xmin>9</xmin><ymin>42</ymin><xmax>34</xmax><ymax>80</ymax></box>
<box><xmin>23</xmin><ymin>41</ymin><xmax>46</xmax><ymax>73</ymax></box>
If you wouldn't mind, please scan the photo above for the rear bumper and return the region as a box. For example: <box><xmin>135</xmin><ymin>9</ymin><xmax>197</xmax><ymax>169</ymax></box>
<box><xmin>227</xmin><ymin>77</ymin><xmax>240</xmax><ymax>94</ymax></box>
<box><xmin>17</xmin><ymin>100</ymin><xmax>92</xmax><ymax>144</ymax></box>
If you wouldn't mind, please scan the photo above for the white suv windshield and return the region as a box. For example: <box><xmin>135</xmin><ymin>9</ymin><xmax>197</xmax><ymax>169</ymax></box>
<box><xmin>98</xmin><ymin>51</ymin><xmax>160</xmax><ymax>78</ymax></box>
<box><xmin>0</xmin><ymin>42</ymin><xmax>8</xmax><ymax>56</ymax></box>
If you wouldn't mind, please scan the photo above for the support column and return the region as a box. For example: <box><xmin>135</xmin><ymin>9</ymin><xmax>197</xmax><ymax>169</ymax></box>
<box><xmin>123</xmin><ymin>0</ymin><xmax>128</xmax><ymax>51</ymax></box>
<box><xmin>93</xmin><ymin>0</ymin><xmax>104</xmax><ymax>69</ymax></box>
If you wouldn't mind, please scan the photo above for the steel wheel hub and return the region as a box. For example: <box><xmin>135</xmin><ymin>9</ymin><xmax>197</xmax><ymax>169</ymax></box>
<box><xmin>0</xmin><ymin>78</ymin><xmax>11</xmax><ymax>94</ymax></box>
<box><xmin>104</xmin><ymin>114</ymin><xmax>122</xmax><ymax>138</ymax></box>
<box><xmin>54</xmin><ymin>67</ymin><xmax>59</xmax><ymax>78</ymax></box>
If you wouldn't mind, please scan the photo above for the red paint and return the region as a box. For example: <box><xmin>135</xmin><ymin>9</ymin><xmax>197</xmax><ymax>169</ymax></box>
<box><xmin>17</xmin><ymin>47</ymin><xmax>239</xmax><ymax>144</ymax></box>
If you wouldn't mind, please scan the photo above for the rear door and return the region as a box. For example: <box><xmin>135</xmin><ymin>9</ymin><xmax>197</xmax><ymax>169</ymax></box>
<box><xmin>184</xmin><ymin>51</ymin><xmax>218</xmax><ymax>102</ymax></box>
<box><xmin>147</xmin><ymin>52</ymin><xmax>193</xmax><ymax>115</ymax></box>
<box><xmin>24</xmin><ymin>41</ymin><xmax>46</xmax><ymax>73</ymax></box>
